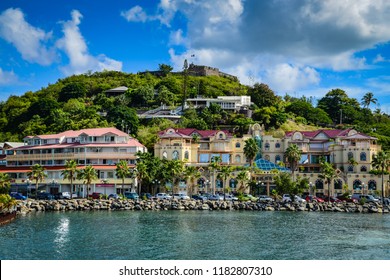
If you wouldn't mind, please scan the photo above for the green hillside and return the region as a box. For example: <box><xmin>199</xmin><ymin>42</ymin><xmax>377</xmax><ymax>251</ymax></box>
<box><xmin>0</xmin><ymin>69</ymin><xmax>389</xmax><ymax>152</ymax></box>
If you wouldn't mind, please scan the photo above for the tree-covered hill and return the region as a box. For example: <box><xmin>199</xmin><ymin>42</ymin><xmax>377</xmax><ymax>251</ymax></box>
<box><xmin>0</xmin><ymin>68</ymin><xmax>389</xmax><ymax>152</ymax></box>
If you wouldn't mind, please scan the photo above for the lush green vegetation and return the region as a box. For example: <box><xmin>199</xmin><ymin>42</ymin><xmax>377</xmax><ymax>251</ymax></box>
<box><xmin>0</xmin><ymin>68</ymin><xmax>389</xmax><ymax>151</ymax></box>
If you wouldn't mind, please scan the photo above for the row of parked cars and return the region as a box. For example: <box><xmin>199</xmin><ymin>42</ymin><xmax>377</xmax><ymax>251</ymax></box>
<box><xmin>281</xmin><ymin>193</ymin><xmax>390</xmax><ymax>205</ymax></box>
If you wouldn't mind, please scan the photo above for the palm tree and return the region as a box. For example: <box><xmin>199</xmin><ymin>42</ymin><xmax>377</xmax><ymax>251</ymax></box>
<box><xmin>208</xmin><ymin>156</ymin><xmax>221</xmax><ymax>195</ymax></box>
<box><xmin>61</xmin><ymin>160</ymin><xmax>77</xmax><ymax>199</ymax></box>
<box><xmin>77</xmin><ymin>165</ymin><xmax>97</xmax><ymax>198</ymax></box>
<box><xmin>361</xmin><ymin>92</ymin><xmax>377</xmax><ymax>108</ymax></box>
<box><xmin>116</xmin><ymin>160</ymin><xmax>131</xmax><ymax>195</ymax></box>
<box><xmin>372</xmin><ymin>151</ymin><xmax>390</xmax><ymax>213</ymax></box>
<box><xmin>236</xmin><ymin>170</ymin><xmax>249</xmax><ymax>194</ymax></box>
<box><xmin>244</xmin><ymin>138</ymin><xmax>259</xmax><ymax>167</ymax></box>
<box><xmin>27</xmin><ymin>164</ymin><xmax>47</xmax><ymax>198</ymax></box>
<box><xmin>184</xmin><ymin>166</ymin><xmax>201</xmax><ymax>196</ymax></box>
<box><xmin>134</xmin><ymin>161</ymin><xmax>149</xmax><ymax>195</ymax></box>
<box><xmin>285</xmin><ymin>144</ymin><xmax>301</xmax><ymax>181</ymax></box>
<box><xmin>218</xmin><ymin>165</ymin><xmax>234</xmax><ymax>200</ymax></box>
<box><xmin>166</xmin><ymin>159</ymin><xmax>185</xmax><ymax>194</ymax></box>
<box><xmin>319</xmin><ymin>161</ymin><xmax>338</xmax><ymax>200</ymax></box>
<box><xmin>0</xmin><ymin>173</ymin><xmax>11</xmax><ymax>194</ymax></box>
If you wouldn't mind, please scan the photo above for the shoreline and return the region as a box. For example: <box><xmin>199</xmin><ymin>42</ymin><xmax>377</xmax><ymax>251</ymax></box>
<box><xmin>13</xmin><ymin>198</ymin><xmax>390</xmax><ymax>215</ymax></box>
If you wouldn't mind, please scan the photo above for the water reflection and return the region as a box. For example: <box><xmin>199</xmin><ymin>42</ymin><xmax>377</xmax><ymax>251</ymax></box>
<box><xmin>54</xmin><ymin>217</ymin><xmax>69</xmax><ymax>252</ymax></box>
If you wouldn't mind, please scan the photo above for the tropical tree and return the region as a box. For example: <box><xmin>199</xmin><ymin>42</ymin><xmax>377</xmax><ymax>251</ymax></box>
<box><xmin>236</xmin><ymin>170</ymin><xmax>250</xmax><ymax>194</ymax></box>
<box><xmin>134</xmin><ymin>161</ymin><xmax>149</xmax><ymax>195</ymax></box>
<box><xmin>217</xmin><ymin>165</ymin><xmax>234</xmax><ymax>200</ymax></box>
<box><xmin>319</xmin><ymin>160</ymin><xmax>338</xmax><ymax>200</ymax></box>
<box><xmin>208</xmin><ymin>156</ymin><xmax>222</xmax><ymax>195</ymax></box>
<box><xmin>184</xmin><ymin>166</ymin><xmax>201</xmax><ymax>196</ymax></box>
<box><xmin>116</xmin><ymin>160</ymin><xmax>131</xmax><ymax>195</ymax></box>
<box><xmin>361</xmin><ymin>92</ymin><xmax>377</xmax><ymax>108</ymax></box>
<box><xmin>27</xmin><ymin>164</ymin><xmax>47</xmax><ymax>198</ymax></box>
<box><xmin>166</xmin><ymin>159</ymin><xmax>185</xmax><ymax>194</ymax></box>
<box><xmin>372</xmin><ymin>151</ymin><xmax>390</xmax><ymax>212</ymax></box>
<box><xmin>0</xmin><ymin>173</ymin><xmax>11</xmax><ymax>194</ymax></box>
<box><xmin>61</xmin><ymin>160</ymin><xmax>77</xmax><ymax>199</ymax></box>
<box><xmin>77</xmin><ymin>165</ymin><xmax>98</xmax><ymax>198</ymax></box>
<box><xmin>244</xmin><ymin>138</ymin><xmax>259</xmax><ymax>167</ymax></box>
<box><xmin>284</xmin><ymin>144</ymin><xmax>301</xmax><ymax>181</ymax></box>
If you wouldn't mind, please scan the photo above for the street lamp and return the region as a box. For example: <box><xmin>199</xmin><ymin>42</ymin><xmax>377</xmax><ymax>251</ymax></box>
<box><xmin>362</xmin><ymin>182</ymin><xmax>365</xmax><ymax>195</ymax></box>
<box><xmin>206</xmin><ymin>180</ymin><xmax>210</xmax><ymax>194</ymax></box>
<box><xmin>152</xmin><ymin>179</ymin><xmax>160</xmax><ymax>195</ymax></box>
<box><xmin>26</xmin><ymin>179</ymin><xmax>31</xmax><ymax>198</ymax></box>
<box><xmin>309</xmin><ymin>182</ymin><xmax>313</xmax><ymax>195</ymax></box>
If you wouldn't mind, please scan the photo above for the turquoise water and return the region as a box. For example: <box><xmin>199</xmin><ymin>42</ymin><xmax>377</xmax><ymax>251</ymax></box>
<box><xmin>1</xmin><ymin>211</ymin><xmax>390</xmax><ymax>260</ymax></box>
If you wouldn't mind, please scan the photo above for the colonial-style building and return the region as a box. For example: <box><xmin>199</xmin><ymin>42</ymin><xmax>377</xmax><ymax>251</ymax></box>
<box><xmin>1</xmin><ymin>127</ymin><xmax>146</xmax><ymax>197</ymax></box>
<box><xmin>257</xmin><ymin>125</ymin><xmax>384</xmax><ymax>196</ymax></box>
<box><xmin>155</xmin><ymin>123</ymin><xmax>387</xmax><ymax>197</ymax></box>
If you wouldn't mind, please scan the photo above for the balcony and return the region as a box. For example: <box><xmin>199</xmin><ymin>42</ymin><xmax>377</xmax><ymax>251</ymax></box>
<box><xmin>8</xmin><ymin>152</ymin><xmax>138</xmax><ymax>161</ymax></box>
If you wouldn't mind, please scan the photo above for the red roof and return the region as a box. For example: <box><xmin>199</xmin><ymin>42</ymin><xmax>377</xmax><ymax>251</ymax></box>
<box><xmin>26</xmin><ymin>127</ymin><xmax>129</xmax><ymax>140</ymax></box>
<box><xmin>159</xmin><ymin>128</ymin><xmax>232</xmax><ymax>139</ymax></box>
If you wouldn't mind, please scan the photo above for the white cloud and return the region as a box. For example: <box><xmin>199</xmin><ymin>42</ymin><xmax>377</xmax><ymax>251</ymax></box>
<box><xmin>57</xmin><ymin>10</ymin><xmax>122</xmax><ymax>75</ymax></box>
<box><xmin>0</xmin><ymin>68</ymin><xmax>18</xmax><ymax>85</ymax></box>
<box><xmin>169</xmin><ymin>29</ymin><xmax>186</xmax><ymax>46</ymax></box>
<box><xmin>0</xmin><ymin>8</ymin><xmax>56</xmax><ymax>65</ymax></box>
<box><xmin>120</xmin><ymin>6</ymin><xmax>148</xmax><ymax>23</ymax></box>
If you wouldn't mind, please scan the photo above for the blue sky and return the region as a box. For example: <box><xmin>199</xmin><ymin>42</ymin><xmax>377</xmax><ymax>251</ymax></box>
<box><xmin>1</xmin><ymin>0</ymin><xmax>390</xmax><ymax>113</ymax></box>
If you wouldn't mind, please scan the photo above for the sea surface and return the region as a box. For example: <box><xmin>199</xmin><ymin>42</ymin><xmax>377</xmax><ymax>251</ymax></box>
<box><xmin>1</xmin><ymin>210</ymin><xmax>390</xmax><ymax>260</ymax></box>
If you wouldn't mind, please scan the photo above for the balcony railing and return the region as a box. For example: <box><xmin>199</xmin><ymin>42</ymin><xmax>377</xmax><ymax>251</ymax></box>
<box><xmin>8</xmin><ymin>152</ymin><xmax>138</xmax><ymax>161</ymax></box>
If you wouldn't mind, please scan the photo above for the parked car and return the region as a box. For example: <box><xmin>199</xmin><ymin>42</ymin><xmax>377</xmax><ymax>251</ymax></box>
<box><xmin>322</xmin><ymin>196</ymin><xmax>341</xmax><ymax>203</ymax></box>
<box><xmin>305</xmin><ymin>195</ymin><xmax>325</xmax><ymax>203</ymax></box>
<box><xmin>173</xmin><ymin>193</ymin><xmax>190</xmax><ymax>200</ymax></box>
<box><xmin>191</xmin><ymin>194</ymin><xmax>208</xmax><ymax>201</ymax></box>
<box><xmin>108</xmin><ymin>193</ymin><xmax>120</xmax><ymax>199</ymax></box>
<box><xmin>124</xmin><ymin>192</ymin><xmax>139</xmax><ymax>200</ymax></box>
<box><xmin>10</xmin><ymin>192</ymin><xmax>27</xmax><ymax>200</ymax></box>
<box><xmin>54</xmin><ymin>192</ymin><xmax>71</xmax><ymax>200</ymax></box>
<box><xmin>224</xmin><ymin>194</ymin><xmax>239</xmax><ymax>201</ymax></box>
<box><xmin>240</xmin><ymin>194</ymin><xmax>258</xmax><ymax>202</ymax></box>
<box><xmin>89</xmin><ymin>192</ymin><xmax>103</xmax><ymax>199</ymax></box>
<box><xmin>208</xmin><ymin>194</ymin><xmax>224</xmax><ymax>201</ymax></box>
<box><xmin>351</xmin><ymin>194</ymin><xmax>379</xmax><ymax>203</ymax></box>
<box><xmin>37</xmin><ymin>192</ymin><xmax>54</xmax><ymax>200</ymax></box>
<box><xmin>282</xmin><ymin>194</ymin><xmax>305</xmax><ymax>203</ymax></box>
<box><xmin>140</xmin><ymin>193</ymin><xmax>154</xmax><ymax>200</ymax></box>
<box><xmin>282</xmin><ymin>194</ymin><xmax>292</xmax><ymax>202</ymax></box>
<box><xmin>336</xmin><ymin>194</ymin><xmax>358</xmax><ymax>203</ymax></box>
<box><xmin>258</xmin><ymin>195</ymin><xmax>274</xmax><ymax>203</ymax></box>
<box><xmin>155</xmin><ymin>193</ymin><xmax>172</xmax><ymax>200</ymax></box>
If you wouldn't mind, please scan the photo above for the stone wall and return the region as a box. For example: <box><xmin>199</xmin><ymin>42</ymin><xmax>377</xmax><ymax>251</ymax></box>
<box><xmin>14</xmin><ymin>199</ymin><xmax>390</xmax><ymax>214</ymax></box>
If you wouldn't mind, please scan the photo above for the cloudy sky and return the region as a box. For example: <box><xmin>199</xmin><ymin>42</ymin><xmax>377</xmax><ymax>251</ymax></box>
<box><xmin>0</xmin><ymin>0</ymin><xmax>390</xmax><ymax>112</ymax></box>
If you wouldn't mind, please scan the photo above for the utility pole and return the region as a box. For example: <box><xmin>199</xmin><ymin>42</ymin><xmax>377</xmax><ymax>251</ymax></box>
<box><xmin>182</xmin><ymin>59</ymin><xmax>188</xmax><ymax>113</ymax></box>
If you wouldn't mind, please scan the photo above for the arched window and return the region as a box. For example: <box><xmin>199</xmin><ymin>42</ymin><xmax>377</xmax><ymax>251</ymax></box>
<box><xmin>348</xmin><ymin>152</ymin><xmax>354</xmax><ymax>160</ymax></box>
<box><xmin>235</xmin><ymin>155</ymin><xmax>241</xmax><ymax>163</ymax></box>
<box><xmin>275</xmin><ymin>155</ymin><xmax>281</xmax><ymax>163</ymax></box>
<box><xmin>334</xmin><ymin>179</ymin><xmax>343</xmax><ymax>190</ymax></box>
<box><xmin>315</xmin><ymin>179</ymin><xmax>324</xmax><ymax>189</ymax></box>
<box><xmin>360</xmin><ymin>166</ymin><xmax>367</xmax><ymax>172</ymax></box>
<box><xmin>216</xmin><ymin>179</ymin><xmax>223</xmax><ymax>189</ymax></box>
<box><xmin>235</xmin><ymin>142</ymin><xmax>241</xmax><ymax>148</ymax></box>
<box><xmin>229</xmin><ymin>178</ymin><xmax>237</xmax><ymax>189</ymax></box>
<box><xmin>348</xmin><ymin>165</ymin><xmax>354</xmax><ymax>172</ymax></box>
<box><xmin>162</xmin><ymin>151</ymin><xmax>167</xmax><ymax>159</ymax></box>
<box><xmin>353</xmin><ymin>180</ymin><xmax>362</xmax><ymax>190</ymax></box>
<box><xmin>265</xmin><ymin>143</ymin><xmax>270</xmax><ymax>150</ymax></box>
<box><xmin>360</xmin><ymin>152</ymin><xmax>367</xmax><ymax>161</ymax></box>
<box><xmin>275</xmin><ymin>143</ymin><xmax>281</xmax><ymax>149</ymax></box>
<box><xmin>184</xmin><ymin>151</ymin><xmax>189</xmax><ymax>160</ymax></box>
<box><xmin>197</xmin><ymin>178</ymin><xmax>205</xmax><ymax>188</ymax></box>
<box><xmin>172</xmin><ymin>150</ymin><xmax>179</xmax><ymax>160</ymax></box>
<box><xmin>368</xmin><ymin>180</ymin><xmax>377</xmax><ymax>190</ymax></box>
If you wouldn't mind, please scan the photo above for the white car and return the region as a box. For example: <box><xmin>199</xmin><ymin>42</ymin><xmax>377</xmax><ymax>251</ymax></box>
<box><xmin>155</xmin><ymin>193</ymin><xmax>172</xmax><ymax>200</ymax></box>
<box><xmin>282</xmin><ymin>194</ymin><xmax>305</xmax><ymax>203</ymax></box>
<box><xmin>173</xmin><ymin>193</ymin><xmax>190</xmax><ymax>200</ymax></box>
<box><xmin>258</xmin><ymin>195</ymin><xmax>274</xmax><ymax>203</ymax></box>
